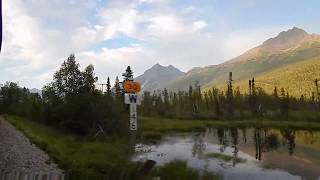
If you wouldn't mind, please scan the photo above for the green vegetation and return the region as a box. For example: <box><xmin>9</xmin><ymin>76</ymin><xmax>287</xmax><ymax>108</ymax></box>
<box><xmin>205</xmin><ymin>152</ymin><xmax>246</xmax><ymax>163</ymax></box>
<box><xmin>3</xmin><ymin>115</ymin><xmax>131</xmax><ymax>179</ymax></box>
<box><xmin>2</xmin><ymin>52</ymin><xmax>320</xmax><ymax>179</ymax></box>
<box><xmin>232</xmin><ymin>56</ymin><xmax>320</xmax><ymax>97</ymax></box>
<box><xmin>141</xmin><ymin>65</ymin><xmax>320</xmax><ymax>120</ymax></box>
<box><xmin>141</xmin><ymin>117</ymin><xmax>320</xmax><ymax>136</ymax></box>
<box><xmin>0</xmin><ymin>54</ymin><xmax>129</xmax><ymax>136</ymax></box>
<box><xmin>0</xmin><ymin>56</ymin><xmax>144</xmax><ymax>178</ymax></box>
<box><xmin>150</xmin><ymin>160</ymin><xmax>220</xmax><ymax>180</ymax></box>
<box><xmin>4</xmin><ymin>115</ymin><xmax>228</xmax><ymax>179</ymax></box>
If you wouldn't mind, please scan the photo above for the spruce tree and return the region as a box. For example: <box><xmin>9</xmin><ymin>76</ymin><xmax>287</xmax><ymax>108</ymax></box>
<box><xmin>226</xmin><ymin>72</ymin><xmax>234</xmax><ymax>115</ymax></box>
<box><xmin>114</xmin><ymin>76</ymin><xmax>122</xmax><ymax>96</ymax></box>
<box><xmin>122</xmin><ymin>66</ymin><xmax>133</xmax><ymax>81</ymax></box>
<box><xmin>273</xmin><ymin>87</ymin><xmax>278</xmax><ymax>98</ymax></box>
<box><xmin>249</xmin><ymin>80</ymin><xmax>252</xmax><ymax>96</ymax></box>
<box><xmin>106</xmin><ymin>77</ymin><xmax>111</xmax><ymax>95</ymax></box>
<box><xmin>315</xmin><ymin>79</ymin><xmax>319</xmax><ymax>107</ymax></box>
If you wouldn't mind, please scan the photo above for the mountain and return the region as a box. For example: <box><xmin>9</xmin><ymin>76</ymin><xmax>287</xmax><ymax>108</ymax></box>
<box><xmin>165</xmin><ymin>27</ymin><xmax>320</xmax><ymax>92</ymax></box>
<box><xmin>30</xmin><ymin>88</ymin><xmax>42</xmax><ymax>95</ymax></box>
<box><xmin>135</xmin><ymin>64</ymin><xmax>185</xmax><ymax>92</ymax></box>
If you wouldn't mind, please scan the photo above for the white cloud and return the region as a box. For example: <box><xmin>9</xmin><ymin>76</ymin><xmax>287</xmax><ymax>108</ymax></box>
<box><xmin>139</xmin><ymin>0</ymin><xmax>167</xmax><ymax>4</ymax></box>
<box><xmin>192</xmin><ymin>20</ymin><xmax>208</xmax><ymax>31</ymax></box>
<box><xmin>0</xmin><ymin>0</ymin><xmax>293</xmax><ymax>89</ymax></box>
<box><xmin>181</xmin><ymin>6</ymin><xmax>197</xmax><ymax>14</ymax></box>
<box><xmin>99</xmin><ymin>7</ymin><xmax>141</xmax><ymax>38</ymax></box>
<box><xmin>146</xmin><ymin>15</ymin><xmax>184</xmax><ymax>37</ymax></box>
<box><xmin>0</xmin><ymin>0</ymin><xmax>100</xmax><ymax>87</ymax></box>
<box><xmin>78</xmin><ymin>45</ymin><xmax>154</xmax><ymax>84</ymax></box>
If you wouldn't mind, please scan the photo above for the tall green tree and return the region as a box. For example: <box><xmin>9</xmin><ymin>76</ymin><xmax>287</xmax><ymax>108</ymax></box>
<box><xmin>122</xmin><ymin>66</ymin><xmax>133</xmax><ymax>81</ymax></box>
<box><xmin>106</xmin><ymin>77</ymin><xmax>111</xmax><ymax>95</ymax></box>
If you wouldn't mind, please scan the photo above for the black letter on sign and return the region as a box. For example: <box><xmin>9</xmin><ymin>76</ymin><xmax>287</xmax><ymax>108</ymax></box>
<box><xmin>129</xmin><ymin>94</ymin><xmax>137</xmax><ymax>103</ymax></box>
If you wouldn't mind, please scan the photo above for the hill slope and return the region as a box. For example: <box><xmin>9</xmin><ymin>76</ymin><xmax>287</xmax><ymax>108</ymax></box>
<box><xmin>166</xmin><ymin>27</ymin><xmax>320</xmax><ymax>91</ymax></box>
<box><xmin>228</xmin><ymin>56</ymin><xmax>320</xmax><ymax>97</ymax></box>
<box><xmin>135</xmin><ymin>64</ymin><xmax>185</xmax><ymax>92</ymax></box>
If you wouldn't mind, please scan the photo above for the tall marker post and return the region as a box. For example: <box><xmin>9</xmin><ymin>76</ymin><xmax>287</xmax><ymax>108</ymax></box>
<box><xmin>122</xmin><ymin>66</ymin><xmax>141</xmax><ymax>162</ymax></box>
<box><xmin>124</xmin><ymin>92</ymin><xmax>141</xmax><ymax>130</ymax></box>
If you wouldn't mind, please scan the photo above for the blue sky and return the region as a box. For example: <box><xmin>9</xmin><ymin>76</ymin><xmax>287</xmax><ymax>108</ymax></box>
<box><xmin>0</xmin><ymin>0</ymin><xmax>319</xmax><ymax>88</ymax></box>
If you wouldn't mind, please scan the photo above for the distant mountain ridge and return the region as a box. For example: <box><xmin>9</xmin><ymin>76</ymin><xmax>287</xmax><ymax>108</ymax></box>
<box><xmin>164</xmin><ymin>27</ymin><xmax>320</xmax><ymax>92</ymax></box>
<box><xmin>30</xmin><ymin>88</ymin><xmax>42</xmax><ymax>95</ymax></box>
<box><xmin>135</xmin><ymin>63</ymin><xmax>185</xmax><ymax>92</ymax></box>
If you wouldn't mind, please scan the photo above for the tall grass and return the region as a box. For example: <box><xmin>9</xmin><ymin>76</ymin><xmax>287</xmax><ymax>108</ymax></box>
<box><xmin>3</xmin><ymin>115</ymin><xmax>131</xmax><ymax>179</ymax></box>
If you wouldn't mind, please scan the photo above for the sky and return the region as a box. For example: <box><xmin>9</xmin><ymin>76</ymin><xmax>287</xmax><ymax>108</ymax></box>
<box><xmin>1</xmin><ymin>0</ymin><xmax>320</xmax><ymax>88</ymax></box>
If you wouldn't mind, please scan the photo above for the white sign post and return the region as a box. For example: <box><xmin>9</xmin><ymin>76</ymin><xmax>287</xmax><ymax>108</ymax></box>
<box><xmin>125</xmin><ymin>93</ymin><xmax>141</xmax><ymax>131</ymax></box>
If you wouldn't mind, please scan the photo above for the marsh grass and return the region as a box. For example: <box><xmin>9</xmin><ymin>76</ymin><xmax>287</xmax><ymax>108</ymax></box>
<box><xmin>149</xmin><ymin>160</ymin><xmax>220</xmax><ymax>180</ymax></box>
<box><xmin>141</xmin><ymin>116</ymin><xmax>320</xmax><ymax>136</ymax></box>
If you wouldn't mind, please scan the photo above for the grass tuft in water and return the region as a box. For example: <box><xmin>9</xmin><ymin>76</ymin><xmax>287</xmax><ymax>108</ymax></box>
<box><xmin>150</xmin><ymin>160</ymin><xmax>220</xmax><ymax>180</ymax></box>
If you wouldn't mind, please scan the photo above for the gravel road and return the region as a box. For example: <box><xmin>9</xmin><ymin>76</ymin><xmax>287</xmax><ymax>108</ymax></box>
<box><xmin>0</xmin><ymin>117</ymin><xmax>64</xmax><ymax>180</ymax></box>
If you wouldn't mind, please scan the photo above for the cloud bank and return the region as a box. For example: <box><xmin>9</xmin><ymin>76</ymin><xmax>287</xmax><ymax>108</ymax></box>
<box><xmin>0</xmin><ymin>0</ymin><xmax>309</xmax><ymax>88</ymax></box>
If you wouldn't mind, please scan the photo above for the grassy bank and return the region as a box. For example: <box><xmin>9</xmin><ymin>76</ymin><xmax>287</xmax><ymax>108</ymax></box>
<box><xmin>3</xmin><ymin>115</ymin><xmax>320</xmax><ymax>179</ymax></box>
<box><xmin>2</xmin><ymin>115</ymin><xmax>131</xmax><ymax>179</ymax></box>
<box><xmin>141</xmin><ymin>116</ymin><xmax>320</xmax><ymax>136</ymax></box>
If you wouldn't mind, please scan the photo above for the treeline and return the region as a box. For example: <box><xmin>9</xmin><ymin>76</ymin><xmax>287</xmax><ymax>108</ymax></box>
<box><xmin>140</xmin><ymin>73</ymin><xmax>320</xmax><ymax>120</ymax></box>
<box><xmin>0</xmin><ymin>54</ymin><xmax>129</xmax><ymax>136</ymax></box>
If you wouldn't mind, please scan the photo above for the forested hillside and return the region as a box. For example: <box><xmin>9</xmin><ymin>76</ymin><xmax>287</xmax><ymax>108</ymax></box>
<box><xmin>165</xmin><ymin>27</ymin><xmax>320</xmax><ymax>92</ymax></box>
<box><xmin>227</xmin><ymin>56</ymin><xmax>320</xmax><ymax>98</ymax></box>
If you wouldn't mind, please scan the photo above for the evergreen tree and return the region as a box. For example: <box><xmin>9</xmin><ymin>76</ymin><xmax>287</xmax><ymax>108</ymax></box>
<box><xmin>163</xmin><ymin>88</ymin><xmax>170</xmax><ymax>107</ymax></box>
<box><xmin>249</xmin><ymin>80</ymin><xmax>252</xmax><ymax>96</ymax></box>
<box><xmin>114</xmin><ymin>76</ymin><xmax>122</xmax><ymax>96</ymax></box>
<box><xmin>273</xmin><ymin>87</ymin><xmax>278</xmax><ymax>98</ymax></box>
<box><xmin>280</xmin><ymin>88</ymin><xmax>289</xmax><ymax>117</ymax></box>
<box><xmin>106</xmin><ymin>77</ymin><xmax>111</xmax><ymax>95</ymax></box>
<box><xmin>252</xmin><ymin>78</ymin><xmax>256</xmax><ymax>96</ymax></box>
<box><xmin>204</xmin><ymin>92</ymin><xmax>209</xmax><ymax>111</ymax></box>
<box><xmin>312</xmin><ymin>92</ymin><xmax>315</xmax><ymax>102</ymax></box>
<box><xmin>315</xmin><ymin>79</ymin><xmax>319</xmax><ymax>106</ymax></box>
<box><xmin>122</xmin><ymin>66</ymin><xmax>133</xmax><ymax>81</ymax></box>
<box><xmin>226</xmin><ymin>72</ymin><xmax>234</xmax><ymax>115</ymax></box>
<box><xmin>188</xmin><ymin>85</ymin><xmax>193</xmax><ymax>96</ymax></box>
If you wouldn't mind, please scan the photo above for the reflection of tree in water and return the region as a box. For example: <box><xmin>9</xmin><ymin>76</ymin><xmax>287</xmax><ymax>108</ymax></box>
<box><xmin>254</xmin><ymin>128</ymin><xmax>262</xmax><ymax>160</ymax></box>
<box><xmin>265</xmin><ymin>132</ymin><xmax>279</xmax><ymax>150</ymax></box>
<box><xmin>242</xmin><ymin>128</ymin><xmax>247</xmax><ymax>143</ymax></box>
<box><xmin>299</xmin><ymin>130</ymin><xmax>316</xmax><ymax>145</ymax></box>
<box><xmin>253</xmin><ymin>128</ymin><xmax>280</xmax><ymax>160</ymax></box>
<box><xmin>280</xmin><ymin>129</ymin><xmax>296</xmax><ymax>155</ymax></box>
<box><xmin>230</xmin><ymin>128</ymin><xmax>239</xmax><ymax>167</ymax></box>
<box><xmin>217</xmin><ymin>128</ymin><xmax>228</xmax><ymax>152</ymax></box>
<box><xmin>192</xmin><ymin>133</ymin><xmax>206</xmax><ymax>158</ymax></box>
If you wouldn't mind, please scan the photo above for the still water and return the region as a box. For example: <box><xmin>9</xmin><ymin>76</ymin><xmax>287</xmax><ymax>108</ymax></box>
<box><xmin>133</xmin><ymin>128</ymin><xmax>320</xmax><ymax>180</ymax></box>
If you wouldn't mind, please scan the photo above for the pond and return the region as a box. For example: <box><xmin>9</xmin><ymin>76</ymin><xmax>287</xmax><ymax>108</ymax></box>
<box><xmin>132</xmin><ymin>128</ymin><xmax>320</xmax><ymax>180</ymax></box>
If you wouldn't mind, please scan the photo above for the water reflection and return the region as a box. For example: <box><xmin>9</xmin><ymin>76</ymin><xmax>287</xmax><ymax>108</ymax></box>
<box><xmin>133</xmin><ymin>127</ymin><xmax>320</xmax><ymax>180</ymax></box>
<box><xmin>192</xmin><ymin>133</ymin><xmax>206</xmax><ymax>158</ymax></box>
<box><xmin>281</xmin><ymin>129</ymin><xmax>296</xmax><ymax>155</ymax></box>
